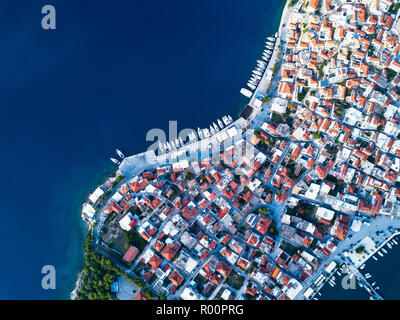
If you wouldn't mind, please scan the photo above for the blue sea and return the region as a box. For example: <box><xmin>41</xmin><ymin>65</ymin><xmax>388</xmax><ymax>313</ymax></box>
<box><xmin>319</xmin><ymin>236</ymin><xmax>400</xmax><ymax>300</ymax></box>
<box><xmin>0</xmin><ymin>0</ymin><xmax>285</xmax><ymax>299</ymax></box>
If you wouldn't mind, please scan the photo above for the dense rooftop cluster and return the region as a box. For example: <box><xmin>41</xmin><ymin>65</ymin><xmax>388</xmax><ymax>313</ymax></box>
<box><xmin>82</xmin><ymin>0</ymin><xmax>400</xmax><ymax>300</ymax></box>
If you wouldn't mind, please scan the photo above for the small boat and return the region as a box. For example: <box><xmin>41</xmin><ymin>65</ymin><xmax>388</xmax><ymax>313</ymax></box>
<box><xmin>166</xmin><ymin>141</ymin><xmax>171</xmax><ymax>151</ymax></box>
<box><xmin>382</xmin><ymin>248</ymin><xmax>388</xmax><ymax>254</ymax></box>
<box><xmin>197</xmin><ymin>127</ymin><xmax>203</xmax><ymax>139</ymax></box>
<box><xmin>116</xmin><ymin>149</ymin><xmax>125</xmax><ymax>159</ymax></box>
<box><xmin>267</xmin><ymin>36</ymin><xmax>275</xmax><ymax>41</ymax></box>
<box><xmin>110</xmin><ymin>158</ymin><xmax>120</xmax><ymax>164</ymax></box>
<box><xmin>371</xmin><ymin>282</ymin><xmax>376</xmax><ymax>286</ymax></box>
<box><xmin>203</xmin><ymin>128</ymin><xmax>210</xmax><ymax>138</ymax></box>
<box><xmin>393</xmin><ymin>239</ymin><xmax>398</xmax><ymax>245</ymax></box>
<box><xmin>218</xmin><ymin>119</ymin><xmax>224</xmax><ymax>129</ymax></box>
<box><xmin>372</xmin><ymin>255</ymin><xmax>378</xmax><ymax>261</ymax></box>
<box><xmin>213</xmin><ymin>123</ymin><xmax>219</xmax><ymax>132</ymax></box>
<box><xmin>158</xmin><ymin>143</ymin><xmax>165</xmax><ymax>153</ymax></box>
<box><xmin>170</xmin><ymin>141</ymin><xmax>176</xmax><ymax>149</ymax></box>
<box><xmin>387</xmin><ymin>243</ymin><xmax>392</xmax><ymax>249</ymax></box>
<box><xmin>209</xmin><ymin>125</ymin><xmax>216</xmax><ymax>135</ymax></box>
<box><xmin>227</xmin><ymin>115</ymin><xmax>233</xmax><ymax>122</ymax></box>
<box><xmin>222</xmin><ymin>116</ymin><xmax>230</xmax><ymax>126</ymax></box>
<box><xmin>179</xmin><ymin>137</ymin><xmax>184</xmax><ymax>146</ymax></box>
<box><xmin>174</xmin><ymin>138</ymin><xmax>180</xmax><ymax>148</ymax></box>
<box><xmin>377</xmin><ymin>251</ymin><xmax>383</xmax><ymax>257</ymax></box>
<box><xmin>247</xmin><ymin>84</ymin><xmax>256</xmax><ymax>90</ymax></box>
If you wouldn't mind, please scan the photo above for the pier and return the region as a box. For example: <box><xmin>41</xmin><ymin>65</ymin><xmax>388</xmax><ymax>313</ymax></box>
<box><xmin>345</xmin><ymin>262</ymin><xmax>384</xmax><ymax>300</ymax></box>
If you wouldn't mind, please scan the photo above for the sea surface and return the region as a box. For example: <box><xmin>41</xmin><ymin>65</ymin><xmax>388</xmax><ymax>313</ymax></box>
<box><xmin>0</xmin><ymin>0</ymin><xmax>285</xmax><ymax>299</ymax></box>
<box><xmin>319</xmin><ymin>235</ymin><xmax>400</xmax><ymax>300</ymax></box>
<box><xmin>359</xmin><ymin>235</ymin><xmax>400</xmax><ymax>299</ymax></box>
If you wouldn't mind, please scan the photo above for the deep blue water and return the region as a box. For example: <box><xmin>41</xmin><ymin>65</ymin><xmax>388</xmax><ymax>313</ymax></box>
<box><xmin>320</xmin><ymin>236</ymin><xmax>400</xmax><ymax>300</ymax></box>
<box><xmin>360</xmin><ymin>236</ymin><xmax>400</xmax><ymax>299</ymax></box>
<box><xmin>0</xmin><ymin>0</ymin><xmax>285</xmax><ymax>299</ymax></box>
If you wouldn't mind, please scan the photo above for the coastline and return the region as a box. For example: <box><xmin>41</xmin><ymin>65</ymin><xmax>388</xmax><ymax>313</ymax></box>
<box><xmin>71</xmin><ymin>0</ymin><xmax>290</xmax><ymax>300</ymax></box>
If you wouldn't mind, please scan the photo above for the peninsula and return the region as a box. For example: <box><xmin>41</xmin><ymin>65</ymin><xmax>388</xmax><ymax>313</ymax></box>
<box><xmin>73</xmin><ymin>0</ymin><xmax>400</xmax><ymax>300</ymax></box>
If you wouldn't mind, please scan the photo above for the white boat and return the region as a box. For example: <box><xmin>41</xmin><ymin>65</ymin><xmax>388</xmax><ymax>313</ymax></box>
<box><xmin>179</xmin><ymin>137</ymin><xmax>184</xmax><ymax>145</ymax></box>
<box><xmin>158</xmin><ymin>143</ymin><xmax>165</xmax><ymax>152</ymax></box>
<box><xmin>197</xmin><ymin>127</ymin><xmax>203</xmax><ymax>139</ymax></box>
<box><xmin>372</xmin><ymin>255</ymin><xmax>378</xmax><ymax>261</ymax></box>
<box><xmin>253</xmin><ymin>70</ymin><xmax>262</xmax><ymax>76</ymax></box>
<box><xmin>241</xmin><ymin>87</ymin><xmax>253</xmax><ymax>97</ymax></box>
<box><xmin>170</xmin><ymin>141</ymin><xmax>176</xmax><ymax>149</ymax></box>
<box><xmin>387</xmin><ymin>243</ymin><xmax>392</xmax><ymax>249</ymax></box>
<box><xmin>371</xmin><ymin>282</ymin><xmax>376</xmax><ymax>286</ymax></box>
<box><xmin>377</xmin><ymin>251</ymin><xmax>383</xmax><ymax>257</ymax></box>
<box><xmin>393</xmin><ymin>239</ymin><xmax>398</xmax><ymax>245</ymax></box>
<box><xmin>247</xmin><ymin>84</ymin><xmax>256</xmax><ymax>90</ymax></box>
<box><xmin>175</xmin><ymin>138</ymin><xmax>180</xmax><ymax>148</ymax></box>
<box><xmin>209</xmin><ymin>125</ymin><xmax>216</xmax><ymax>135</ymax></box>
<box><xmin>267</xmin><ymin>37</ymin><xmax>275</xmax><ymax>41</ymax></box>
<box><xmin>252</xmin><ymin>75</ymin><xmax>262</xmax><ymax>80</ymax></box>
<box><xmin>222</xmin><ymin>116</ymin><xmax>230</xmax><ymax>126</ymax></box>
<box><xmin>227</xmin><ymin>115</ymin><xmax>233</xmax><ymax>122</ymax></box>
<box><xmin>110</xmin><ymin>158</ymin><xmax>120</xmax><ymax>164</ymax></box>
<box><xmin>257</xmin><ymin>60</ymin><xmax>266</xmax><ymax>65</ymax></box>
<box><xmin>116</xmin><ymin>149</ymin><xmax>125</xmax><ymax>159</ymax></box>
<box><xmin>218</xmin><ymin>119</ymin><xmax>224</xmax><ymax>129</ymax></box>
<box><xmin>203</xmin><ymin>128</ymin><xmax>210</xmax><ymax>138</ymax></box>
<box><xmin>382</xmin><ymin>248</ymin><xmax>388</xmax><ymax>254</ymax></box>
<box><xmin>213</xmin><ymin>123</ymin><xmax>219</xmax><ymax>132</ymax></box>
<box><xmin>166</xmin><ymin>141</ymin><xmax>172</xmax><ymax>150</ymax></box>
